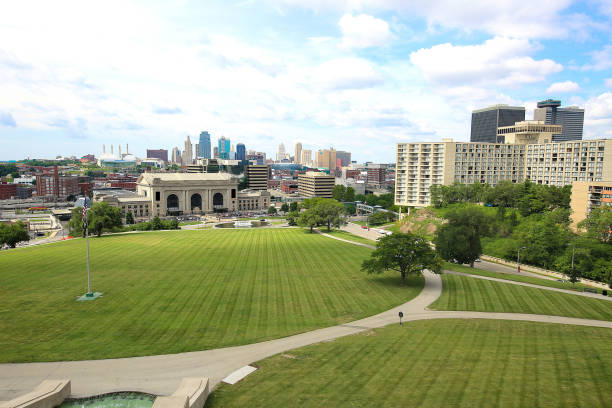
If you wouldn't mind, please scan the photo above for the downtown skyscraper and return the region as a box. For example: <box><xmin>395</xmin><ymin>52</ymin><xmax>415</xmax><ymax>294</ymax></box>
<box><xmin>198</xmin><ymin>131</ymin><xmax>211</xmax><ymax>158</ymax></box>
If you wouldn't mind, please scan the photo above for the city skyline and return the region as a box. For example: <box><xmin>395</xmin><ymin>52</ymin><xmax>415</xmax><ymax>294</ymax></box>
<box><xmin>1</xmin><ymin>1</ymin><xmax>611</xmax><ymax>162</ymax></box>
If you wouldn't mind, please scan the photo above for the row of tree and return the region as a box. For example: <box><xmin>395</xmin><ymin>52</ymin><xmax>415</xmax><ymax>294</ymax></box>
<box><xmin>430</xmin><ymin>180</ymin><xmax>571</xmax><ymax>216</ymax></box>
<box><xmin>0</xmin><ymin>221</ymin><xmax>30</xmax><ymax>248</ymax></box>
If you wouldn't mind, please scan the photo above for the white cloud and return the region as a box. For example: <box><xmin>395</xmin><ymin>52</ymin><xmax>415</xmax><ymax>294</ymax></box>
<box><xmin>582</xmin><ymin>45</ymin><xmax>612</xmax><ymax>71</ymax></box>
<box><xmin>546</xmin><ymin>81</ymin><xmax>580</xmax><ymax>93</ymax></box>
<box><xmin>310</xmin><ymin>58</ymin><xmax>384</xmax><ymax>90</ymax></box>
<box><xmin>271</xmin><ymin>0</ymin><xmax>588</xmax><ymax>39</ymax></box>
<box><xmin>410</xmin><ymin>37</ymin><xmax>562</xmax><ymax>88</ymax></box>
<box><xmin>605</xmin><ymin>78</ymin><xmax>612</xmax><ymax>88</ymax></box>
<box><xmin>584</xmin><ymin>92</ymin><xmax>612</xmax><ymax>139</ymax></box>
<box><xmin>338</xmin><ymin>13</ymin><xmax>394</xmax><ymax>50</ymax></box>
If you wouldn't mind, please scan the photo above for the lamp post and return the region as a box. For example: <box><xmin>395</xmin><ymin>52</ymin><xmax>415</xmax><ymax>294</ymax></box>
<box><xmin>567</xmin><ymin>242</ymin><xmax>575</xmax><ymax>281</ymax></box>
<box><xmin>517</xmin><ymin>246</ymin><xmax>526</xmax><ymax>273</ymax></box>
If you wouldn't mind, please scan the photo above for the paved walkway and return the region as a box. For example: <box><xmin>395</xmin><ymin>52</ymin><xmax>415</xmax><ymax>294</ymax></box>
<box><xmin>445</xmin><ymin>270</ymin><xmax>612</xmax><ymax>301</ymax></box>
<box><xmin>1</xmin><ymin>231</ymin><xmax>611</xmax><ymax>401</ymax></box>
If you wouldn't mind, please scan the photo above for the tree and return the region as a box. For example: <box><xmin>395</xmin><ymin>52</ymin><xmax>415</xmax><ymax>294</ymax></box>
<box><xmin>280</xmin><ymin>203</ymin><xmax>289</xmax><ymax>213</ymax></box>
<box><xmin>125</xmin><ymin>211</ymin><xmax>135</xmax><ymax>225</ymax></box>
<box><xmin>362</xmin><ymin>232</ymin><xmax>442</xmax><ymax>283</ymax></box>
<box><xmin>289</xmin><ymin>201</ymin><xmax>298</xmax><ymax>212</ymax></box>
<box><xmin>433</xmin><ymin>206</ymin><xmax>493</xmax><ymax>267</ymax></box>
<box><xmin>151</xmin><ymin>216</ymin><xmax>163</xmax><ymax>230</ymax></box>
<box><xmin>0</xmin><ymin>221</ymin><xmax>30</xmax><ymax>248</ymax></box>
<box><xmin>68</xmin><ymin>207</ymin><xmax>85</xmax><ymax>237</ymax></box>
<box><xmin>578</xmin><ymin>206</ymin><xmax>612</xmax><ymax>243</ymax></box>
<box><xmin>298</xmin><ymin>211</ymin><xmax>321</xmax><ymax>233</ymax></box>
<box><xmin>268</xmin><ymin>206</ymin><xmax>277</xmax><ymax>215</ymax></box>
<box><xmin>312</xmin><ymin>198</ymin><xmax>346</xmax><ymax>231</ymax></box>
<box><xmin>286</xmin><ymin>210</ymin><xmax>299</xmax><ymax>226</ymax></box>
<box><xmin>344</xmin><ymin>187</ymin><xmax>355</xmax><ymax>202</ymax></box>
<box><xmin>86</xmin><ymin>202</ymin><xmax>123</xmax><ymax>237</ymax></box>
<box><xmin>368</xmin><ymin>211</ymin><xmax>390</xmax><ymax>226</ymax></box>
<box><xmin>332</xmin><ymin>185</ymin><xmax>346</xmax><ymax>202</ymax></box>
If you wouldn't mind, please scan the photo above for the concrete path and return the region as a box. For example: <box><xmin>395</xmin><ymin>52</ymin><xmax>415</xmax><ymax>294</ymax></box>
<box><xmin>445</xmin><ymin>270</ymin><xmax>612</xmax><ymax>301</ymax></box>
<box><xmin>2</xmin><ymin>231</ymin><xmax>611</xmax><ymax>401</ymax></box>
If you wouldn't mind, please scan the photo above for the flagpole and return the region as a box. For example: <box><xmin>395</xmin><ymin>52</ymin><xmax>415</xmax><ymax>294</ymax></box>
<box><xmin>86</xmin><ymin>223</ymin><xmax>91</xmax><ymax>294</ymax></box>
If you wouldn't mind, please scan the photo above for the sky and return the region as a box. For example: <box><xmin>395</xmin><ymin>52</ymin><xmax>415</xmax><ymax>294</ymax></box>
<box><xmin>1</xmin><ymin>0</ymin><xmax>611</xmax><ymax>163</ymax></box>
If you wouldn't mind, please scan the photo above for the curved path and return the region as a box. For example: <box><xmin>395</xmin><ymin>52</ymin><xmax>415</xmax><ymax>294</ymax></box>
<box><xmin>1</xmin><ymin>234</ymin><xmax>611</xmax><ymax>400</ymax></box>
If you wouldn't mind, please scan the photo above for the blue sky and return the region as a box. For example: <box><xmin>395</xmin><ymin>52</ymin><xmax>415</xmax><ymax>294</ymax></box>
<box><xmin>1</xmin><ymin>0</ymin><xmax>611</xmax><ymax>162</ymax></box>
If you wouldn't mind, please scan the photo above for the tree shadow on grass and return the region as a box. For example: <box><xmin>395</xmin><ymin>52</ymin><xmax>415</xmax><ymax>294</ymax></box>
<box><xmin>368</xmin><ymin>273</ymin><xmax>424</xmax><ymax>290</ymax></box>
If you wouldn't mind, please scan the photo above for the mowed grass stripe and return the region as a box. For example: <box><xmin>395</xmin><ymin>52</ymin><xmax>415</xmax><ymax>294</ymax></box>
<box><xmin>431</xmin><ymin>274</ymin><xmax>612</xmax><ymax>321</ymax></box>
<box><xmin>206</xmin><ymin>320</ymin><xmax>612</xmax><ymax>408</ymax></box>
<box><xmin>0</xmin><ymin>228</ymin><xmax>423</xmax><ymax>362</ymax></box>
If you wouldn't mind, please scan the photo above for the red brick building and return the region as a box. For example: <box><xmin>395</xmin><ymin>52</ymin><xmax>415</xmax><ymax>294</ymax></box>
<box><xmin>36</xmin><ymin>166</ymin><xmax>80</xmax><ymax>199</ymax></box>
<box><xmin>280</xmin><ymin>179</ymin><xmax>298</xmax><ymax>194</ymax></box>
<box><xmin>0</xmin><ymin>182</ymin><xmax>17</xmax><ymax>200</ymax></box>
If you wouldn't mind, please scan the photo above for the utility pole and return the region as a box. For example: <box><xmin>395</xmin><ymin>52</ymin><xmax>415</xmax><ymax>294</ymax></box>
<box><xmin>517</xmin><ymin>246</ymin><xmax>526</xmax><ymax>273</ymax></box>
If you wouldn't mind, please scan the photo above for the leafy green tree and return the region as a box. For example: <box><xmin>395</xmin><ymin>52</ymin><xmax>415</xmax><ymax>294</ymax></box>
<box><xmin>86</xmin><ymin>202</ymin><xmax>123</xmax><ymax>237</ymax></box>
<box><xmin>280</xmin><ymin>203</ymin><xmax>289</xmax><ymax>213</ymax></box>
<box><xmin>68</xmin><ymin>207</ymin><xmax>85</xmax><ymax>237</ymax></box>
<box><xmin>289</xmin><ymin>201</ymin><xmax>298</xmax><ymax>212</ymax></box>
<box><xmin>125</xmin><ymin>211</ymin><xmax>135</xmax><ymax>225</ymax></box>
<box><xmin>344</xmin><ymin>187</ymin><xmax>355</xmax><ymax>202</ymax></box>
<box><xmin>345</xmin><ymin>203</ymin><xmax>356</xmax><ymax>215</ymax></box>
<box><xmin>286</xmin><ymin>210</ymin><xmax>299</xmax><ymax>226</ymax></box>
<box><xmin>355</xmin><ymin>194</ymin><xmax>367</xmax><ymax>203</ymax></box>
<box><xmin>0</xmin><ymin>221</ymin><xmax>30</xmax><ymax>248</ymax></box>
<box><xmin>578</xmin><ymin>206</ymin><xmax>612</xmax><ymax>243</ymax></box>
<box><xmin>267</xmin><ymin>206</ymin><xmax>277</xmax><ymax>215</ymax></box>
<box><xmin>312</xmin><ymin>198</ymin><xmax>346</xmax><ymax>231</ymax></box>
<box><xmin>368</xmin><ymin>212</ymin><xmax>390</xmax><ymax>226</ymax></box>
<box><xmin>362</xmin><ymin>232</ymin><xmax>442</xmax><ymax>283</ymax></box>
<box><xmin>332</xmin><ymin>185</ymin><xmax>346</xmax><ymax>202</ymax></box>
<box><xmin>151</xmin><ymin>216</ymin><xmax>163</xmax><ymax>230</ymax></box>
<box><xmin>434</xmin><ymin>206</ymin><xmax>492</xmax><ymax>267</ymax></box>
<box><xmin>297</xmin><ymin>210</ymin><xmax>322</xmax><ymax>233</ymax></box>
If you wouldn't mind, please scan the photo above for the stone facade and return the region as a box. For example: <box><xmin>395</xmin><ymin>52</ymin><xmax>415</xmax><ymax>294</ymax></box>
<box><xmin>136</xmin><ymin>173</ymin><xmax>238</xmax><ymax>216</ymax></box>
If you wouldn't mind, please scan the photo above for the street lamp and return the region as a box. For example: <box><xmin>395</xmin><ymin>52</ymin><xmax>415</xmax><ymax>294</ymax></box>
<box><xmin>517</xmin><ymin>246</ymin><xmax>526</xmax><ymax>273</ymax></box>
<box><xmin>567</xmin><ymin>242</ymin><xmax>575</xmax><ymax>281</ymax></box>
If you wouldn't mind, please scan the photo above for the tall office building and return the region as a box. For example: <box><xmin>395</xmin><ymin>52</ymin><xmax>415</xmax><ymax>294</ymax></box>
<box><xmin>218</xmin><ymin>136</ymin><xmax>230</xmax><ymax>159</ymax></box>
<box><xmin>171</xmin><ymin>147</ymin><xmax>182</xmax><ymax>165</ymax></box>
<box><xmin>298</xmin><ymin>172</ymin><xmax>335</xmax><ymax>198</ymax></box>
<box><xmin>470</xmin><ymin>104</ymin><xmax>525</xmax><ymax>143</ymax></box>
<box><xmin>336</xmin><ymin>150</ymin><xmax>351</xmax><ymax>167</ymax></box>
<box><xmin>294</xmin><ymin>142</ymin><xmax>302</xmax><ymax>164</ymax></box>
<box><xmin>245</xmin><ymin>165</ymin><xmax>269</xmax><ymax>190</ymax></box>
<box><xmin>147</xmin><ymin>149</ymin><xmax>168</xmax><ymax>162</ymax></box>
<box><xmin>534</xmin><ymin>99</ymin><xmax>584</xmax><ymax>142</ymax></box>
<box><xmin>198</xmin><ymin>131</ymin><xmax>211</xmax><ymax>158</ymax></box>
<box><xmin>316</xmin><ymin>148</ymin><xmax>336</xmax><ymax>170</ymax></box>
<box><xmin>213</xmin><ymin>146</ymin><xmax>219</xmax><ymax>158</ymax></box>
<box><xmin>301</xmin><ymin>150</ymin><xmax>312</xmax><ymax>166</ymax></box>
<box><xmin>182</xmin><ymin>136</ymin><xmax>193</xmax><ymax>165</ymax></box>
<box><xmin>277</xmin><ymin>143</ymin><xmax>286</xmax><ymax>162</ymax></box>
<box><xmin>236</xmin><ymin>143</ymin><xmax>246</xmax><ymax>161</ymax></box>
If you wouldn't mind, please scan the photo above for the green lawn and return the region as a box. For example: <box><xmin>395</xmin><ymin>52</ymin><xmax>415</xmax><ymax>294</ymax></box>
<box><xmin>0</xmin><ymin>229</ymin><xmax>423</xmax><ymax>363</ymax></box>
<box><xmin>444</xmin><ymin>262</ymin><xmax>597</xmax><ymax>293</ymax></box>
<box><xmin>206</xmin><ymin>319</ymin><xmax>612</xmax><ymax>408</ymax></box>
<box><xmin>322</xmin><ymin>229</ymin><xmax>376</xmax><ymax>246</ymax></box>
<box><xmin>178</xmin><ymin>221</ymin><xmax>201</xmax><ymax>226</ymax></box>
<box><xmin>431</xmin><ymin>274</ymin><xmax>612</xmax><ymax>321</ymax></box>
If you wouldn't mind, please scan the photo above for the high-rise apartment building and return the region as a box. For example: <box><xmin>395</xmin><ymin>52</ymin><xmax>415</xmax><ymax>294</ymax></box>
<box><xmin>199</xmin><ymin>131</ymin><xmax>211</xmax><ymax>158</ymax></box>
<box><xmin>298</xmin><ymin>171</ymin><xmax>335</xmax><ymax>198</ymax></box>
<box><xmin>294</xmin><ymin>142</ymin><xmax>302</xmax><ymax>164</ymax></box>
<box><xmin>497</xmin><ymin>121</ymin><xmax>562</xmax><ymax>144</ymax></box>
<box><xmin>395</xmin><ymin>139</ymin><xmax>612</xmax><ymax>208</ymax></box>
<box><xmin>213</xmin><ymin>146</ymin><xmax>219</xmax><ymax>158</ymax></box>
<box><xmin>533</xmin><ymin>99</ymin><xmax>584</xmax><ymax>142</ymax></box>
<box><xmin>569</xmin><ymin>181</ymin><xmax>612</xmax><ymax>229</ymax></box>
<box><xmin>470</xmin><ymin>105</ymin><xmax>525</xmax><ymax>143</ymax></box>
<box><xmin>245</xmin><ymin>165</ymin><xmax>269</xmax><ymax>190</ymax></box>
<box><xmin>218</xmin><ymin>136</ymin><xmax>230</xmax><ymax>159</ymax></box>
<box><xmin>146</xmin><ymin>149</ymin><xmax>168</xmax><ymax>162</ymax></box>
<box><xmin>236</xmin><ymin>143</ymin><xmax>246</xmax><ymax>161</ymax></box>
<box><xmin>182</xmin><ymin>136</ymin><xmax>193</xmax><ymax>165</ymax></box>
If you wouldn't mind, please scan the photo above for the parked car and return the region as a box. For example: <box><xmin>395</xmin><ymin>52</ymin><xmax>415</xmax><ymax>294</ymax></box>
<box><xmin>474</xmin><ymin>258</ymin><xmax>481</xmax><ymax>262</ymax></box>
<box><xmin>361</xmin><ymin>225</ymin><xmax>368</xmax><ymax>229</ymax></box>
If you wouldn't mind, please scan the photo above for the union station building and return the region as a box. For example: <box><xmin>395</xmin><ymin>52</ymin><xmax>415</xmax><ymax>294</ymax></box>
<box><xmin>136</xmin><ymin>173</ymin><xmax>238</xmax><ymax>216</ymax></box>
<box><xmin>95</xmin><ymin>172</ymin><xmax>270</xmax><ymax>219</ymax></box>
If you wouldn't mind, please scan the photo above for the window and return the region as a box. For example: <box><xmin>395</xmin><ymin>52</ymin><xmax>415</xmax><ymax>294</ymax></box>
<box><xmin>155</xmin><ymin>191</ymin><xmax>160</xmax><ymax>201</ymax></box>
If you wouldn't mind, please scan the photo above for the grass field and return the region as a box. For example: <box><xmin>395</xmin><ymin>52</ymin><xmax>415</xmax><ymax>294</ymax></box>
<box><xmin>431</xmin><ymin>274</ymin><xmax>612</xmax><ymax>321</ymax></box>
<box><xmin>0</xmin><ymin>228</ymin><xmax>423</xmax><ymax>363</ymax></box>
<box><xmin>322</xmin><ymin>229</ymin><xmax>377</xmax><ymax>245</ymax></box>
<box><xmin>444</xmin><ymin>262</ymin><xmax>597</xmax><ymax>293</ymax></box>
<box><xmin>206</xmin><ymin>319</ymin><xmax>612</xmax><ymax>408</ymax></box>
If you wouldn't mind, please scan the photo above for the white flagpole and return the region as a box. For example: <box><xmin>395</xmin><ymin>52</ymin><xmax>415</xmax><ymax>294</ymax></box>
<box><xmin>86</xmin><ymin>223</ymin><xmax>91</xmax><ymax>294</ymax></box>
